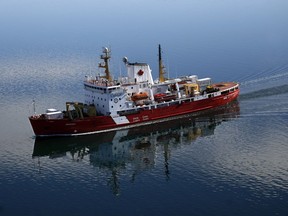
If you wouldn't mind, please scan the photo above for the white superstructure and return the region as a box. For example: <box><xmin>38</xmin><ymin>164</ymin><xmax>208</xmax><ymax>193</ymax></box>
<box><xmin>83</xmin><ymin>47</ymin><xmax>214</xmax><ymax>117</ymax></box>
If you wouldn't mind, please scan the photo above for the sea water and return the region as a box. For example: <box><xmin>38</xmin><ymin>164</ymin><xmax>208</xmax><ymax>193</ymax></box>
<box><xmin>1</xmin><ymin>0</ymin><xmax>288</xmax><ymax>215</ymax></box>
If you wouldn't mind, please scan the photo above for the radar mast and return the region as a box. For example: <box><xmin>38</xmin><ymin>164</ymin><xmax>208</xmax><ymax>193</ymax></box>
<box><xmin>98</xmin><ymin>47</ymin><xmax>112</xmax><ymax>81</ymax></box>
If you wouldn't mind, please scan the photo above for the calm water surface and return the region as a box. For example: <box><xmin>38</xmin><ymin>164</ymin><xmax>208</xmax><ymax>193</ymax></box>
<box><xmin>1</xmin><ymin>0</ymin><xmax>288</xmax><ymax>215</ymax></box>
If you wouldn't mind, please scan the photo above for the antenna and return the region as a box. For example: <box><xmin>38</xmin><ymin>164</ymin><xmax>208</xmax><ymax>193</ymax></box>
<box><xmin>32</xmin><ymin>99</ymin><xmax>36</xmax><ymax>114</ymax></box>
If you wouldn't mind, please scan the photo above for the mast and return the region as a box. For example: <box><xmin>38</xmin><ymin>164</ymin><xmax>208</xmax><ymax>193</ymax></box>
<box><xmin>158</xmin><ymin>44</ymin><xmax>166</xmax><ymax>83</ymax></box>
<box><xmin>98</xmin><ymin>47</ymin><xmax>112</xmax><ymax>81</ymax></box>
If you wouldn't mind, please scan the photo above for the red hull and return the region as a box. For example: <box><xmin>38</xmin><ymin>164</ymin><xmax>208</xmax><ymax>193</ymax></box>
<box><xmin>29</xmin><ymin>86</ymin><xmax>239</xmax><ymax>137</ymax></box>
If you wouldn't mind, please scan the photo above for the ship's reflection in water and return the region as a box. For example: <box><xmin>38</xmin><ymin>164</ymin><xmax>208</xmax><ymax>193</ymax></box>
<box><xmin>33</xmin><ymin>101</ymin><xmax>240</xmax><ymax>195</ymax></box>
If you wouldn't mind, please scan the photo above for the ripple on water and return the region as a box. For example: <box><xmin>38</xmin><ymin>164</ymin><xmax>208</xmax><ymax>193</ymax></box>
<box><xmin>169</xmin><ymin>114</ymin><xmax>288</xmax><ymax>200</ymax></box>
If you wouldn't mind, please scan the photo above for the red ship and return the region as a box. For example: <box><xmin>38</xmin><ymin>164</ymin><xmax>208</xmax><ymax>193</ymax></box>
<box><xmin>29</xmin><ymin>45</ymin><xmax>239</xmax><ymax>137</ymax></box>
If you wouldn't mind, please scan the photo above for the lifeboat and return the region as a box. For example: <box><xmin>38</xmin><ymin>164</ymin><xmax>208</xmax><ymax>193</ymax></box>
<box><xmin>154</xmin><ymin>93</ymin><xmax>166</xmax><ymax>99</ymax></box>
<box><xmin>131</xmin><ymin>92</ymin><xmax>149</xmax><ymax>101</ymax></box>
<box><xmin>154</xmin><ymin>93</ymin><xmax>177</xmax><ymax>102</ymax></box>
